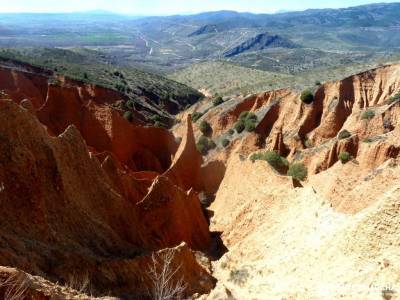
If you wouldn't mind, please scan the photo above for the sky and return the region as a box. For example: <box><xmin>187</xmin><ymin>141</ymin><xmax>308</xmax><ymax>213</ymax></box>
<box><xmin>0</xmin><ymin>0</ymin><xmax>398</xmax><ymax>15</ymax></box>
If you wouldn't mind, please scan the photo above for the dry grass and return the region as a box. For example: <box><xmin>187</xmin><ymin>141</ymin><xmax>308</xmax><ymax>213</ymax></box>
<box><xmin>0</xmin><ymin>272</ymin><xmax>30</xmax><ymax>300</ymax></box>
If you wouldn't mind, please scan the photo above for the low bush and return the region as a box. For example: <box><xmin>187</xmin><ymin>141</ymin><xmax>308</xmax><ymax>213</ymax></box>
<box><xmin>212</xmin><ymin>96</ymin><xmax>224</xmax><ymax>107</ymax></box>
<box><xmin>338</xmin><ymin>129</ymin><xmax>351</xmax><ymax>140</ymax></box>
<box><xmin>238</xmin><ymin>111</ymin><xmax>258</xmax><ymax>132</ymax></box>
<box><xmin>387</xmin><ymin>92</ymin><xmax>400</xmax><ymax>105</ymax></box>
<box><xmin>208</xmin><ymin>139</ymin><xmax>217</xmax><ymax>150</ymax></box>
<box><xmin>196</xmin><ymin>136</ymin><xmax>216</xmax><ymax>155</ymax></box>
<box><xmin>222</xmin><ymin>138</ymin><xmax>230</xmax><ymax>148</ymax></box>
<box><xmin>228</xmin><ymin>128</ymin><xmax>234</xmax><ymax>135</ymax></box>
<box><xmin>192</xmin><ymin>112</ymin><xmax>203</xmax><ymax>122</ymax></box>
<box><xmin>125</xmin><ymin>100</ymin><xmax>135</xmax><ymax>110</ymax></box>
<box><xmin>239</xmin><ymin>111</ymin><xmax>250</xmax><ymax>120</ymax></box>
<box><xmin>250</xmin><ymin>151</ymin><xmax>288</xmax><ymax>170</ymax></box>
<box><xmin>300</xmin><ymin>90</ymin><xmax>314</xmax><ymax>104</ymax></box>
<box><xmin>245</xmin><ymin>119</ymin><xmax>256</xmax><ymax>132</ymax></box>
<box><xmin>150</xmin><ymin>114</ymin><xmax>162</xmax><ymax>123</ymax></box>
<box><xmin>199</xmin><ymin>121</ymin><xmax>212</xmax><ymax>136</ymax></box>
<box><xmin>235</xmin><ymin>120</ymin><xmax>245</xmax><ymax>133</ymax></box>
<box><xmin>361</xmin><ymin>109</ymin><xmax>375</xmax><ymax>121</ymax></box>
<box><xmin>339</xmin><ymin>152</ymin><xmax>351</xmax><ymax>164</ymax></box>
<box><xmin>123</xmin><ymin>111</ymin><xmax>133</xmax><ymax>122</ymax></box>
<box><xmin>287</xmin><ymin>163</ymin><xmax>308</xmax><ymax>181</ymax></box>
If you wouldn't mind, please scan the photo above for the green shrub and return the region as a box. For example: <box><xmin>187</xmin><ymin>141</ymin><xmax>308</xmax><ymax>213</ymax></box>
<box><xmin>264</xmin><ymin>151</ymin><xmax>287</xmax><ymax>169</ymax></box>
<box><xmin>250</xmin><ymin>151</ymin><xmax>288</xmax><ymax>170</ymax></box>
<box><xmin>208</xmin><ymin>139</ymin><xmax>217</xmax><ymax>150</ymax></box>
<box><xmin>212</xmin><ymin>96</ymin><xmax>224</xmax><ymax>107</ymax></box>
<box><xmin>222</xmin><ymin>138</ymin><xmax>230</xmax><ymax>148</ymax></box>
<box><xmin>123</xmin><ymin>111</ymin><xmax>133</xmax><ymax>122</ymax></box>
<box><xmin>125</xmin><ymin>100</ymin><xmax>135</xmax><ymax>110</ymax></box>
<box><xmin>315</xmin><ymin>80</ymin><xmax>321</xmax><ymax>86</ymax></box>
<box><xmin>338</xmin><ymin>129</ymin><xmax>351</xmax><ymax>140</ymax></box>
<box><xmin>235</xmin><ymin>120</ymin><xmax>245</xmax><ymax>133</ymax></box>
<box><xmin>338</xmin><ymin>151</ymin><xmax>351</xmax><ymax>164</ymax></box>
<box><xmin>363</xmin><ymin>137</ymin><xmax>373</xmax><ymax>143</ymax></box>
<box><xmin>361</xmin><ymin>109</ymin><xmax>375</xmax><ymax>121</ymax></box>
<box><xmin>387</xmin><ymin>92</ymin><xmax>400</xmax><ymax>105</ymax></box>
<box><xmin>228</xmin><ymin>129</ymin><xmax>234</xmax><ymax>135</ymax></box>
<box><xmin>287</xmin><ymin>163</ymin><xmax>308</xmax><ymax>181</ymax></box>
<box><xmin>245</xmin><ymin>119</ymin><xmax>256</xmax><ymax>132</ymax></box>
<box><xmin>150</xmin><ymin>114</ymin><xmax>161</xmax><ymax>122</ymax></box>
<box><xmin>300</xmin><ymin>90</ymin><xmax>314</xmax><ymax>104</ymax></box>
<box><xmin>239</xmin><ymin>111</ymin><xmax>250</xmax><ymax>120</ymax></box>
<box><xmin>196</xmin><ymin>136</ymin><xmax>216</xmax><ymax>155</ymax></box>
<box><xmin>196</xmin><ymin>136</ymin><xmax>209</xmax><ymax>155</ymax></box>
<box><xmin>192</xmin><ymin>112</ymin><xmax>203</xmax><ymax>122</ymax></box>
<box><xmin>199</xmin><ymin>121</ymin><xmax>212</xmax><ymax>136</ymax></box>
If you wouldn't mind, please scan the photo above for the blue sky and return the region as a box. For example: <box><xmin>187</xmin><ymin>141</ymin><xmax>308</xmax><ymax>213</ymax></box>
<box><xmin>0</xmin><ymin>0</ymin><xmax>398</xmax><ymax>15</ymax></box>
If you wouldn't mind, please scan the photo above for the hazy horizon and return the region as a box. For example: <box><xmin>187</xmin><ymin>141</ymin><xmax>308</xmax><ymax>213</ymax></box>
<box><xmin>0</xmin><ymin>0</ymin><xmax>399</xmax><ymax>16</ymax></box>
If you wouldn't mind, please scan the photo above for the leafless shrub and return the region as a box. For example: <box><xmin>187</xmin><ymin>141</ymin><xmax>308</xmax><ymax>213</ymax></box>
<box><xmin>229</xmin><ymin>268</ymin><xmax>249</xmax><ymax>286</ymax></box>
<box><xmin>147</xmin><ymin>249</ymin><xmax>188</xmax><ymax>300</ymax></box>
<box><xmin>0</xmin><ymin>272</ymin><xmax>30</xmax><ymax>300</ymax></box>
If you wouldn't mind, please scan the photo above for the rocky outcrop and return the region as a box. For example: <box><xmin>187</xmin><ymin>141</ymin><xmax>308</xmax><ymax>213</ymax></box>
<box><xmin>164</xmin><ymin>115</ymin><xmax>203</xmax><ymax>191</ymax></box>
<box><xmin>188</xmin><ymin>24</ymin><xmax>218</xmax><ymax>37</ymax></box>
<box><xmin>224</xmin><ymin>32</ymin><xmax>298</xmax><ymax>57</ymax></box>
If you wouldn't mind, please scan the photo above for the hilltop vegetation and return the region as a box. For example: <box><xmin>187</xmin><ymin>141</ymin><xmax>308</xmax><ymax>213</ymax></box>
<box><xmin>0</xmin><ymin>47</ymin><xmax>203</xmax><ymax>113</ymax></box>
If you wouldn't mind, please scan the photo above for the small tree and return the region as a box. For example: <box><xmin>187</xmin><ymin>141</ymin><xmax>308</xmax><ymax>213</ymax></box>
<box><xmin>199</xmin><ymin>121</ymin><xmax>212</xmax><ymax>136</ymax></box>
<box><xmin>300</xmin><ymin>90</ymin><xmax>314</xmax><ymax>104</ymax></box>
<box><xmin>212</xmin><ymin>96</ymin><xmax>224</xmax><ymax>107</ymax></box>
<box><xmin>338</xmin><ymin>151</ymin><xmax>351</xmax><ymax>164</ymax></box>
<box><xmin>228</xmin><ymin>129</ymin><xmax>234</xmax><ymax>135</ymax></box>
<box><xmin>235</xmin><ymin>120</ymin><xmax>245</xmax><ymax>133</ymax></box>
<box><xmin>245</xmin><ymin>119</ymin><xmax>256</xmax><ymax>132</ymax></box>
<box><xmin>287</xmin><ymin>163</ymin><xmax>308</xmax><ymax>181</ymax></box>
<box><xmin>338</xmin><ymin>129</ymin><xmax>351</xmax><ymax>140</ymax></box>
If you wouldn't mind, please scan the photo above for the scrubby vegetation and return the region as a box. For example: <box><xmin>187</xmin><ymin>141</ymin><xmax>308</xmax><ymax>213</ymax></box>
<box><xmin>212</xmin><ymin>96</ymin><xmax>224</xmax><ymax>107</ymax></box>
<box><xmin>199</xmin><ymin>121</ymin><xmax>212</xmax><ymax>136</ymax></box>
<box><xmin>287</xmin><ymin>163</ymin><xmax>308</xmax><ymax>181</ymax></box>
<box><xmin>250</xmin><ymin>151</ymin><xmax>288</xmax><ymax>170</ymax></box>
<box><xmin>222</xmin><ymin>138</ymin><xmax>230</xmax><ymax>148</ymax></box>
<box><xmin>339</xmin><ymin>151</ymin><xmax>351</xmax><ymax>164</ymax></box>
<box><xmin>238</xmin><ymin>111</ymin><xmax>258</xmax><ymax>132</ymax></box>
<box><xmin>361</xmin><ymin>109</ymin><xmax>375</xmax><ymax>121</ymax></box>
<box><xmin>387</xmin><ymin>92</ymin><xmax>400</xmax><ymax>105</ymax></box>
<box><xmin>228</xmin><ymin>129</ymin><xmax>234</xmax><ymax>135</ymax></box>
<box><xmin>123</xmin><ymin>111</ymin><xmax>133</xmax><ymax>122</ymax></box>
<box><xmin>234</xmin><ymin>120</ymin><xmax>245</xmax><ymax>133</ymax></box>
<box><xmin>196</xmin><ymin>136</ymin><xmax>216</xmax><ymax>155</ymax></box>
<box><xmin>192</xmin><ymin>112</ymin><xmax>203</xmax><ymax>122</ymax></box>
<box><xmin>338</xmin><ymin>129</ymin><xmax>351</xmax><ymax>140</ymax></box>
<box><xmin>300</xmin><ymin>90</ymin><xmax>314</xmax><ymax>104</ymax></box>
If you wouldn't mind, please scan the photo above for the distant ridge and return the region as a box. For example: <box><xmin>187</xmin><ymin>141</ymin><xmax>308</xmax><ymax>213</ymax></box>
<box><xmin>224</xmin><ymin>32</ymin><xmax>298</xmax><ymax>57</ymax></box>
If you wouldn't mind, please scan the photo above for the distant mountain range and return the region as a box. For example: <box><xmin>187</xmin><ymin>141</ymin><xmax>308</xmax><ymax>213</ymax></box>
<box><xmin>0</xmin><ymin>2</ymin><xmax>400</xmax><ymax>73</ymax></box>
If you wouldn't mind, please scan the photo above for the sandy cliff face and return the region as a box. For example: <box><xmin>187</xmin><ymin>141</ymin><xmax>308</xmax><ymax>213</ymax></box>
<box><xmin>173</xmin><ymin>64</ymin><xmax>400</xmax><ymax>299</ymax></box>
<box><xmin>0</xmin><ymin>69</ymin><xmax>216</xmax><ymax>299</ymax></box>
